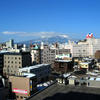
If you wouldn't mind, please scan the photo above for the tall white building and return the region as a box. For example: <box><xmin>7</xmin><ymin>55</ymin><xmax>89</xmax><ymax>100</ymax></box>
<box><xmin>6</xmin><ymin>39</ymin><xmax>14</xmax><ymax>48</ymax></box>
<box><xmin>65</xmin><ymin>34</ymin><xmax>100</xmax><ymax>58</ymax></box>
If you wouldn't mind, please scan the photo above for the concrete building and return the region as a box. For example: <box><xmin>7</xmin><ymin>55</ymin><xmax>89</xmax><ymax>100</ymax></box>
<box><xmin>9</xmin><ymin>73</ymin><xmax>37</xmax><ymax>100</ymax></box>
<box><xmin>6</xmin><ymin>39</ymin><xmax>14</xmax><ymax>48</ymax></box>
<box><xmin>19</xmin><ymin>64</ymin><xmax>51</xmax><ymax>83</ymax></box>
<box><xmin>40</xmin><ymin>42</ymin><xmax>71</xmax><ymax>66</ymax></box>
<box><xmin>0</xmin><ymin>51</ymin><xmax>9</xmax><ymax>75</ymax></box>
<box><xmin>79</xmin><ymin>62</ymin><xmax>91</xmax><ymax>72</ymax></box>
<box><xmin>95</xmin><ymin>50</ymin><xmax>100</xmax><ymax>59</ymax></box>
<box><xmin>65</xmin><ymin>34</ymin><xmax>100</xmax><ymax>58</ymax></box>
<box><xmin>40</xmin><ymin>43</ymin><xmax>56</xmax><ymax>65</ymax></box>
<box><xmin>87</xmin><ymin>77</ymin><xmax>100</xmax><ymax>88</ymax></box>
<box><xmin>53</xmin><ymin>60</ymin><xmax>73</xmax><ymax>74</ymax></box>
<box><xmin>0</xmin><ymin>53</ymin><xmax>5</xmax><ymax>75</ymax></box>
<box><xmin>3</xmin><ymin>52</ymin><xmax>31</xmax><ymax>77</ymax></box>
<box><xmin>31</xmin><ymin>45</ymin><xmax>41</xmax><ymax>64</ymax></box>
<box><xmin>68</xmin><ymin>76</ymin><xmax>77</xmax><ymax>85</ymax></box>
<box><xmin>56</xmin><ymin>73</ymin><xmax>70</xmax><ymax>85</ymax></box>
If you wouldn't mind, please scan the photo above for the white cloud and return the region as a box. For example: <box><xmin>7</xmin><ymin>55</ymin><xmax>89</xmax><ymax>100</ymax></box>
<box><xmin>2</xmin><ymin>31</ymin><xmax>26</xmax><ymax>35</ymax></box>
<box><xmin>2</xmin><ymin>31</ymin><xmax>69</xmax><ymax>38</ymax></box>
<box><xmin>58</xmin><ymin>35</ymin><xmax>68</xmax><ymax>38</ymax></box>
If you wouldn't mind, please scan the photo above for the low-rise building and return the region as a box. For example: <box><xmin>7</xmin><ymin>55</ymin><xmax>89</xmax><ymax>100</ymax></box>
<box><xmin>56</xmin><ymin>73</ymin><xmax>70</xmax><ymax>85</ymax></box>
<box><xmin>87</xmin><ymin>77</ymin><xmax>100</xmax><ymax>88</ymax></box>
<box><xmin>9</xmin><ymin>73</ymin><xmax>37</xmax><ymax>100</ymax></box>
<box><xmin>19</xmin><ymin>64</ymin><xmax>51</xmax><ymax>83</ymax></box>
<box><xmin>53</xmin><ymin>60</ymin><xmax>73</xmax><ymax>74</ymax></box>
<box><xmin>68</xmin><ymin>76</ymin><xmax>77</xmax><ymax>85</ymax></box>
<box><xmin>79</xmin><ymin>62</ymin><xmax>91</xmax><ymax>71</ymax></box>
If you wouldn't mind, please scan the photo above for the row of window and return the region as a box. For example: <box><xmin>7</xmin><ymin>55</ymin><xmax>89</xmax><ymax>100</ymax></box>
<box><xmin>16</xmin><ymin>95</ymin><xmax>27</xmax><ymax>99</ymax></box>
<box><xmin>3</xmin><ymin>69</ymin><xmax>16</xmax><ymax>74</ymax></box>
<box><xmin>5</xmin><ymin>61</ymin><xmax>21</xmax><ymax>64</ymax></box>
<box><xmin>4</xmin><ymin>65</ymin><xmax>21</xmax><ymax>68</ymax></box>
<box><xmin>5</xmin><ymin>57</ymin><xmax>21</xmax><ymax>60</ymax></box>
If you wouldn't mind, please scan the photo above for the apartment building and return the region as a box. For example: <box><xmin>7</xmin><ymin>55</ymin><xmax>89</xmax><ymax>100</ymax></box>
<box><xmin>9</xmin><ymin>73</ymin><xmax>37</xmax><ymax>100</ymax></box>
<box><xmin>3</xmin><ymin>52</ymin><xmax>31</xmax><ymax>77</ymax></box>
<box><xmin>40</xmin><ymin>44</ymin><xmax>56</xmax><ymax>65</ymax></box>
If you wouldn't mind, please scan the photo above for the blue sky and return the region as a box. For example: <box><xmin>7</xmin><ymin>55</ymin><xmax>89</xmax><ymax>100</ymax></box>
<box><xmin>0</xmin><ymin>0</ymin><xmax>100</xmax><ymax>42</ymax></box>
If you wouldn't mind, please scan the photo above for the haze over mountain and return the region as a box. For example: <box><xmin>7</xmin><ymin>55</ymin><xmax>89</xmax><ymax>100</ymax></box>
<box><xmin>18</xmin><ymin>34</ymin><xmax>79</xmax><ymax>45</ymax></box>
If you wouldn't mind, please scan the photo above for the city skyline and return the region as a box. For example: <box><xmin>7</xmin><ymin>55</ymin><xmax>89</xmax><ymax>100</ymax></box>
<box><xmin>1</xmin><ymin>0</ymin><xmax>100</xmax><ymax>42</ymax></box>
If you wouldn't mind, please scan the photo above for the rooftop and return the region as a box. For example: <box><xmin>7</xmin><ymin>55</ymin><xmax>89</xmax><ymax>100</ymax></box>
<box><xmin>19</xmin><ymin>64</ymin><xmax>50</xmax><ymax>71</ymax></box>
<box><xmin>22</xmin><ymin>73</ymin><xmax>36</xmax><ymax>78</ymax></box>
<box><xmin>80</xmin><ymin>62</ymin><xmax>91</xmax><ymax>64</ymax></box>
<box><xmin>27</xmin><ymin>83</ymin><xmax>100</xmax><ymax>100</ymax></box>
<box><xmin>4</xmin><ymin>52</ymin><xmax>30</xmax><ymax>55</ymax></box>
<box><xmin>55</xmin><ymin>60</ymin><xmax>72</xmax><ymax>63</ymax></box>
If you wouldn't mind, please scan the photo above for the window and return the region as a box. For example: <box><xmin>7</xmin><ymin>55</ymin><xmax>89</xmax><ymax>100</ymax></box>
<box><xmin>24</xmin><ymin>97</ymin><xmax>27</xmax><ymax>99</ymax></box>
<box><xmin>16</xmin><ymin>96</ymin><xmax>19</xmax><ymax>98</ymax></box>
<box><xmin>15</xmin><ymin>57</ymin><xmax>17</xmax><ymax>60</ymax></box>
<box><xmin>8</xmin><ymin>61</ymin><xmax>10</xmax><ymax>63</ymax></box>
<box><xmin>19</xmin><ymin>66</ymin><xmax>21</xmax><ymax>68</ymax></box>
<box><xmin>19</xmin><ymin>62</ymin><xmax>21</xmax><ymax>64</ymax></box>
<box><xmin>20</xmin><ymin>96</ymin><xmax>23</xmax><ymax>99</ymax></box>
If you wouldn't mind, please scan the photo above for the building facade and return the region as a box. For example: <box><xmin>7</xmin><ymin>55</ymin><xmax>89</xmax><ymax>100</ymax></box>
<box><xmin>19</xmin><ymin>64</ymin><xmax>51</xmax><ymax>83</ymax></box>
<box><xmin>54</xmin><ymin>60</ymin><xmax>73</xmax><ymax>74</ymax></box>
<box><xmin>3</xmin><ymin>52</ymin><xmax>31</xmax><ymax>77</ymax></box>
<box><xmin>9</xmin><ymin>74</ymin><xmax>37</xmax><ymax>100</ymax></box>
<box><xmin>65</xmin><ymin>35</ymin><xmax>100</xmax><ymax>58</ymax></box>
<box><xmin>40</xmin><ymin>44</ymin><xmax>56</xmax><ymax>65</ymax></box>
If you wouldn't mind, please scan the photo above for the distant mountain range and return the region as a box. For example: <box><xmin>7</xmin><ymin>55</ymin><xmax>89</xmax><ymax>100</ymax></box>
<box><xmin>18</xmin><ymin>35</ymin><xmax>79</xmax><ymax>45</ymax></box>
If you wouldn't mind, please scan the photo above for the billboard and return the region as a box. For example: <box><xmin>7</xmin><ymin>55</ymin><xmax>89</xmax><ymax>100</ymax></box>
<box><xmin>13</xmin><ymin>88</ymin><xmax>28</xmax><ymax>94</ymax></box>
<box><xmin>86</xmin><ymin>33</ymin><xmax>93</xmax><ymax>39</ymax></box>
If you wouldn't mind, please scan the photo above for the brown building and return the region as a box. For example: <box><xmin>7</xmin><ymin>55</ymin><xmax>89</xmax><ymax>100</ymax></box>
<box><xmin>3</xmin><ymin>52</ymin><xmax>31</xmax><ymax>77</ymax></box>
<box><xmin>9</xmin><ymin>73</ymin><xmax>37</xmax><ymax>100</ymax></box>
<box><xmin>95</xmin><ymin>50</ymin><xmax>100</xmax><ymax>59</ymax></box>
<box><xmin>53</xmin><ymin>60</ymin><xmax>73</xmax><ymax>74</ymax></box>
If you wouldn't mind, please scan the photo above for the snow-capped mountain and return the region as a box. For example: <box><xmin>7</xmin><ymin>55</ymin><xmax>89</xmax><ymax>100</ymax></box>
<box><xmin>18</xmin><ymin>35</ymin><xmax>69</xmax><ymax>45</ymax></box>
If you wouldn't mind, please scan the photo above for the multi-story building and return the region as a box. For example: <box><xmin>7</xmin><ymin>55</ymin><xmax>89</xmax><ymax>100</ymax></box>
<box><xmin>6</xmin><ymin>39</ymin><xmax>14</xmax><ymax>48</ymax></box>
<box><xmin>40</xmin><ymin>43</ymin><xmax>56</xmax><ymax>65</ymax></box>
<box><xmin>30</xmin><ymin>45</ymin><xmax>41</xmax><ymax>64</ymax></box>
<box><xmin>65</xmin><ymin>33</ymin><xmax>100</xmax><ymax>58</ymax></box>
<box><xmin>0</xmin><ymin>51</ymin><xmax>9</xmax><ymax>75</ymax></box>
<box><xmin>54</xmin><ymin>60</ymin><xmax>73</xmax><ymax>74</ymax></box>
<box><xmin>19</xmin><ymin>64</ymin><xmax>51</xmax><ymax>83</ymax></box>
<box><xmin>9</xmin><ymin>73</ymin><xmax>37</xmax><ymax>100</ymax></box>
<box><xmin>0</xmin><ymin>53</ymin><xmax>5</xmax><ymax>75</ymax></box>
<box><xmin>3</xmin><ymin>52</ymin><xmax>31</xmax><ymax>77</ymax></box>
<box><xmin>95</xmin><ymin>50</ymin><xmax>100</xmax><ymax>60</ymax></box>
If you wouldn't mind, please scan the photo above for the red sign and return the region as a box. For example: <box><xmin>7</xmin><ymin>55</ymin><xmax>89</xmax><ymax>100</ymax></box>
<box><xmin>13</xmin><ymin>88</ymin><xmax>28</xmax><ymax>94</ymax></box>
